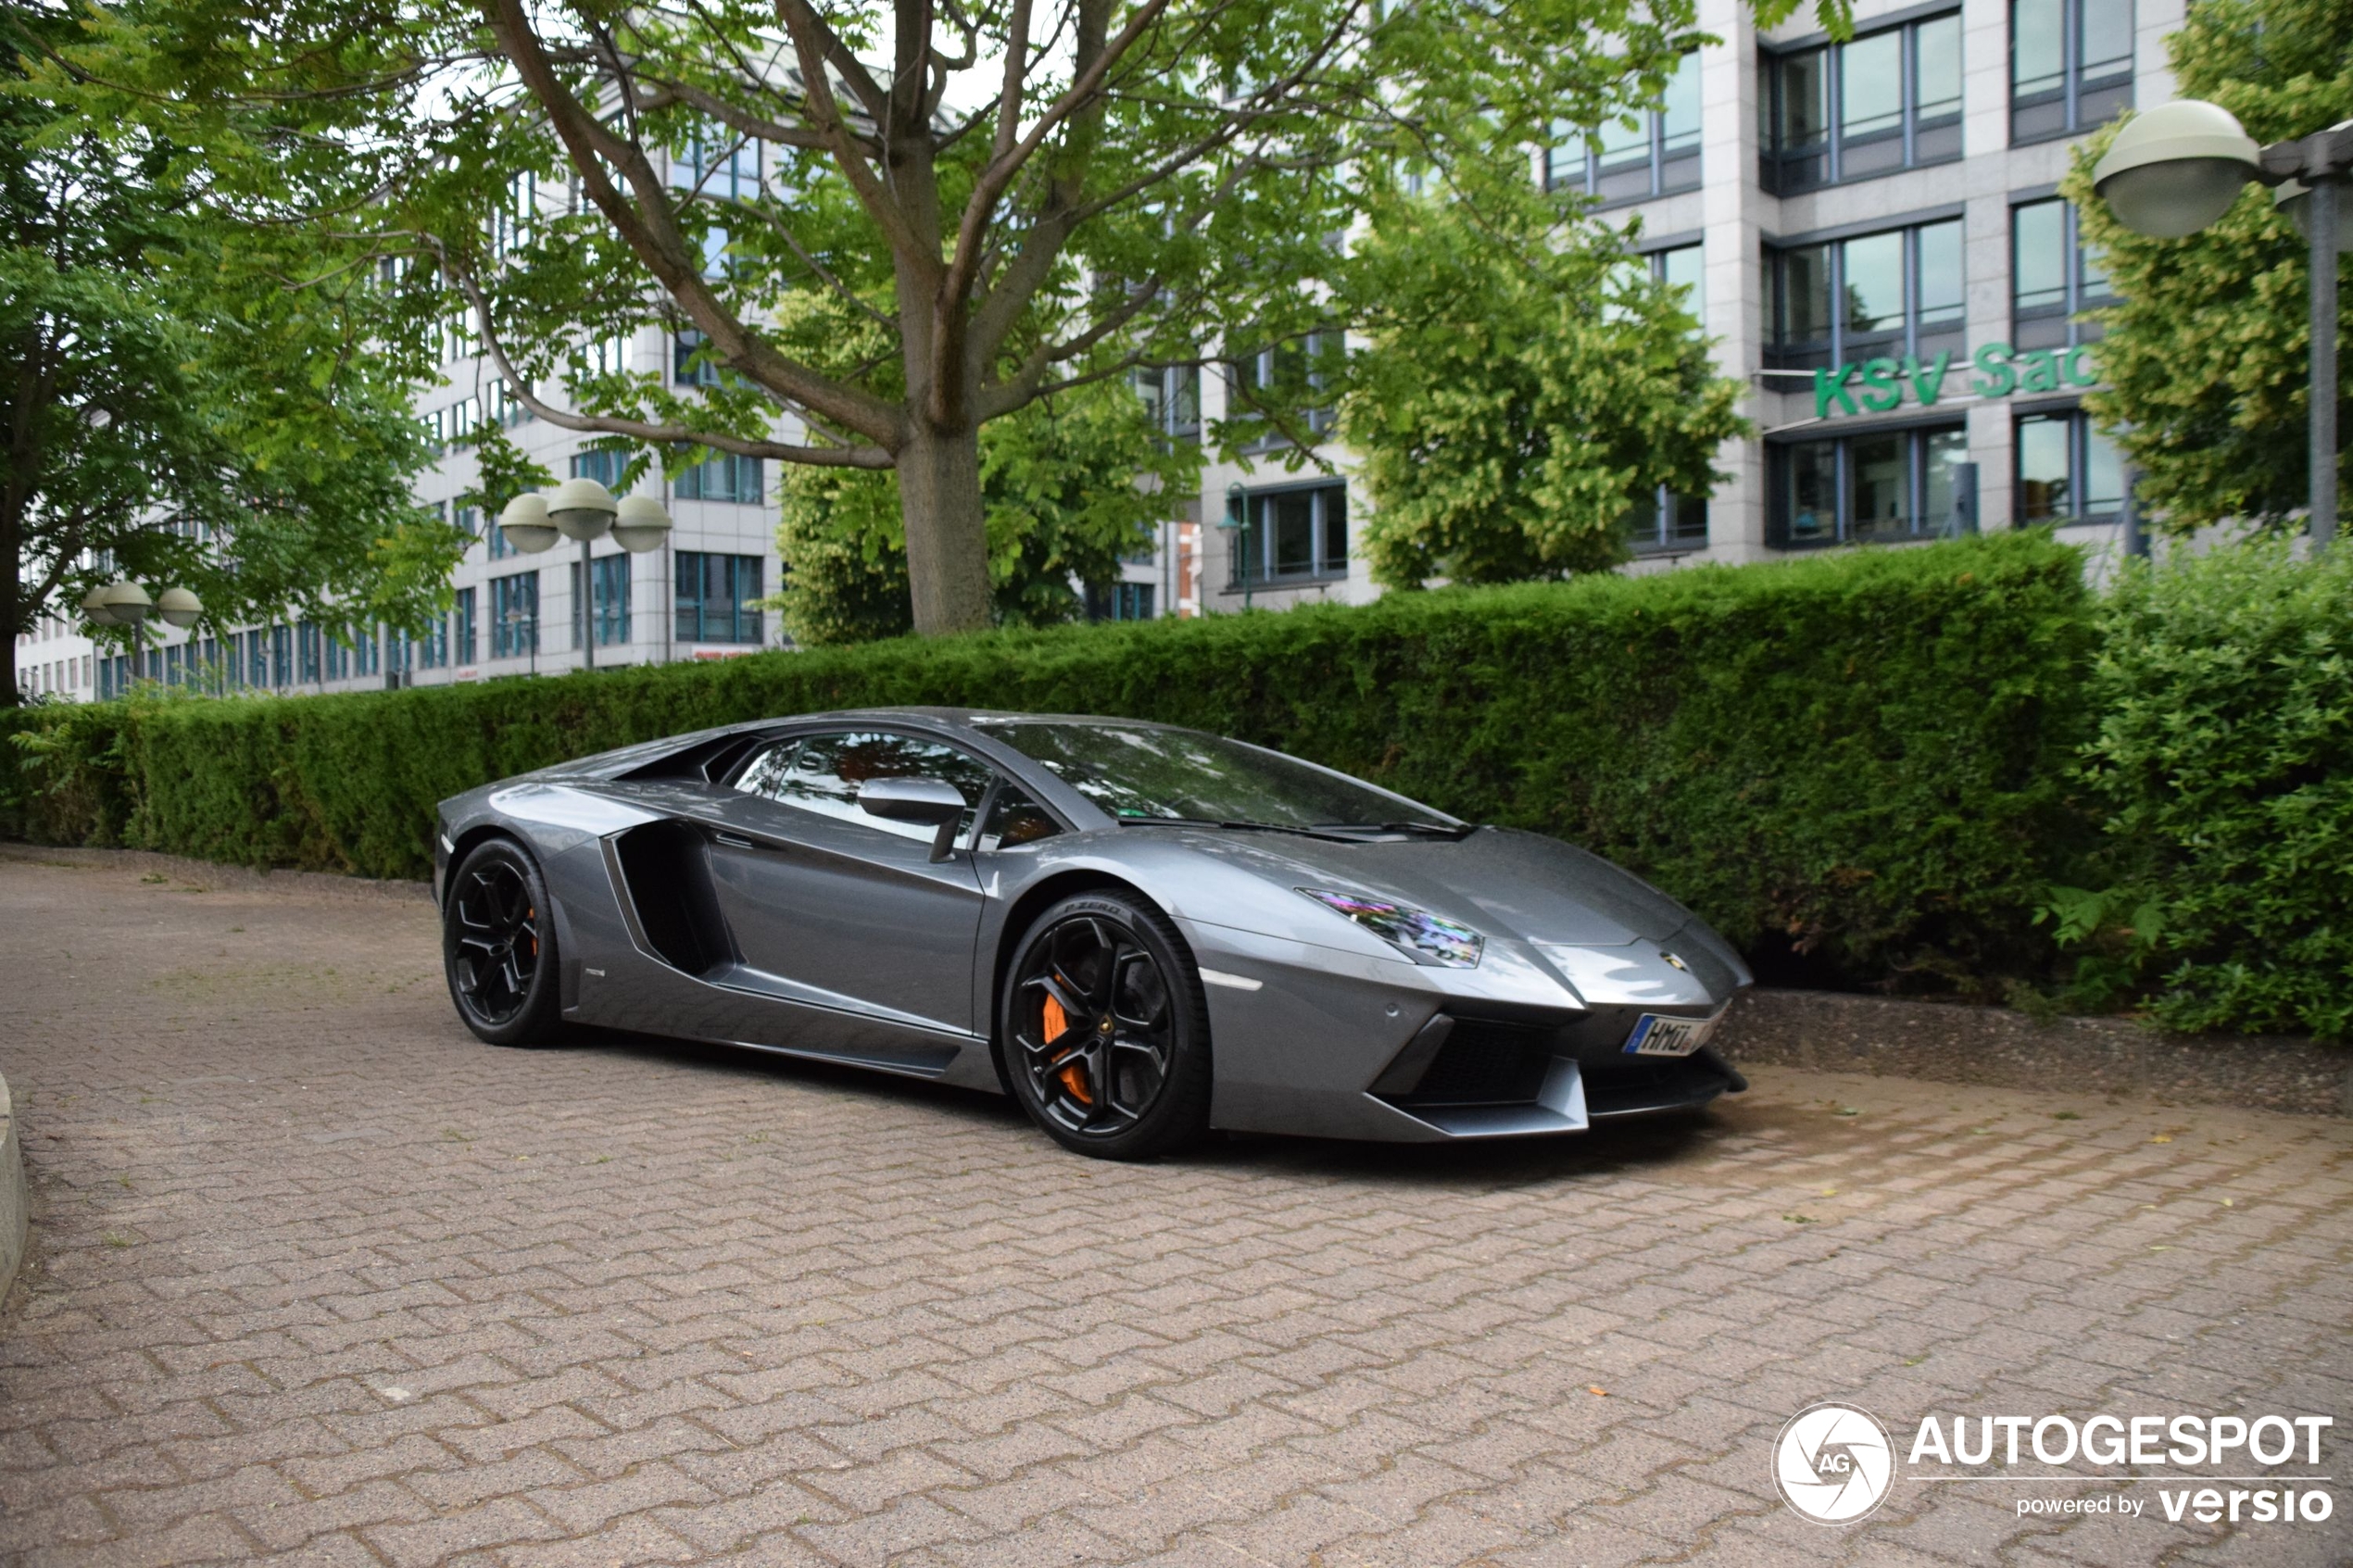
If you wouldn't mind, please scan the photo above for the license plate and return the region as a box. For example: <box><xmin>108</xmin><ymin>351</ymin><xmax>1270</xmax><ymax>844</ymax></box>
<box><xmin>1622</xmin><ymin>1011</ymin><xmax>1718</xmax><ymax>1058</ymax></box>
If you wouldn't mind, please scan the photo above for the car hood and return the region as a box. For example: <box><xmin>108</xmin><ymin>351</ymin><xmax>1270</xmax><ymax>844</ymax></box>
<box><xmin>1164</xmin><ymin>824</ymin><xmax>1692</xmax><ymax>947</ymax></box>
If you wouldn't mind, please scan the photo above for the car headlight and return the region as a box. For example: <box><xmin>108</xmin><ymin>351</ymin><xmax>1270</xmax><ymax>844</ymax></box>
<box><xmin>1296</xmin><ymin>887</ymin><xmax>1484</xmax><ymax>968</ymax></box>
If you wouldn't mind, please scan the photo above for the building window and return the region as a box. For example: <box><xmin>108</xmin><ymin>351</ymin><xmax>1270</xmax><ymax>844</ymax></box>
<box><xmin>2016</xmin><ymin>410</ymin><xmax>2123</xmax><ymax>523</ymax></box>
<box><xmin>1135</xmin><ymin>365</ymin><xmax>1202</xmax><ymax>443</ymax></box>
<box><xmin>352</xmin><ymin>625</ymin><xmax>380</xmax><ymax>678</ymax></box>
<box><xmin>1617</xmin><ymin>243</ymin><xmax>1705</xmax><ymax>332</ymax></box>
<box><xmin>571</xmin><ymin>448</ymin><xmax>626</xmax><ymax>488</ymax></box>
<box><xmin>1549</xmin><ymin>52</ymin><xmax>1702</xmax><ymax>203</ymax></box>
<box><xmin>1229</xmin><ymin>331</ymin><xmax>1338</xmax><ymax>450</ymax></box>
<box><xmin>1768</xmin><ymin>220</ymin><xmax>1965</xmax><ymax>370</ymax></box>
<box><xmin>1625</xmin><ymin>487</ymin><xmax>1709</xmax><ymax>553</ymax></box>
<box><xmin>454</xmin><ymin>587</ymin><xmax>477</xmax><ymax>666</ymax></box>
<box><xmin>2011</xmin><ymin>198</ymin><xmax>2116</xmax><ymax>350</ymax></box>
<box><xmin>323</xmin><ymin>631</ymin><xmax>349</xmax><ymax>682</ymax></box>
<box><xmin>573</xmin><ymin>554</ymin><xmax>631</xmax><ymax>648</ymax></box>
<box><xmin>674</xmin><ymin>328</ymin><xmax>723</xmax><ymax>386</ymax></box>
<box><xmin>297</xmin><ymin>621</ymin><xmax>321</xmax><ymax>684</ymax></box>
<box><xmin>271</xmin><ymin>625</ymin><xmax>291</xmax><ymax>686</ymax></box>
<box><xmin>1228</xmin><ymin>484</ymin><xmax>1347</xmax><ymax>589</ymax></box>
<box><xmin>491</xmin><ymin>571</ymin><xmax>539</xmax><ymax>659</ymax></box>
<box><xmin>486</xmin><ymin>511</ymin><xmax>518</xmax><ymax>560</ymax></box>
<box><xmin>670</xmin><ymin>123</ymin><xmax>759</xmax><ymax>277</ymax></box>
<box><xmin>674</xmin><ymin>451</ymin><xmax>763</xmax><ymax>503</ymax></box>
<box><xmin>1762</xmin><ymin>13</ymin><xmax>1962</xmax><ymax>194</ymax></box>
<box><xmin>416</xmin><ymin>610</ymin><xmax>448</xmax><ymax>670</ymax></box>
<box><xmin>1770</xmin><ymin>426</ymin><xmax>1970</xmax><ymax>546</ymax></box>
<box><xmin>1087</xmin><ymin>583</ymin><xmax>1157</xmax><ymax>621</ymax></box>
<box><xmin>675</xmin><ymin>551</ymin><xmax>764</xmax><ymax>644</ymax></box>
<box><xmin>2012</xmin><ymin>0</ymin><xmax>2133</xmax><ymax>144</ymax></box>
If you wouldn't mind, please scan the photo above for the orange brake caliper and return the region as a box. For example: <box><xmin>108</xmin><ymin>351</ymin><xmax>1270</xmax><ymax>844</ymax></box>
<box><xmin>1041</xmin><ymin>994</ymin><xmax>1092</xmax><ymax>1105</ymax></box>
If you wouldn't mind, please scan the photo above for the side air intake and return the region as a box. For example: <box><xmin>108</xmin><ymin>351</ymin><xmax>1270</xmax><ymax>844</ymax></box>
<box><xmin>610</xmin><ymin>822</ymin><xmax>735</xmax><ymax>976</ymax></box>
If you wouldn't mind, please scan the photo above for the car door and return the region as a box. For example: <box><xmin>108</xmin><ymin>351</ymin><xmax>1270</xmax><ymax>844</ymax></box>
<box><xmin>701</xmin><ymin>729</ymin><xmax>993</xmax><ymax>1035</ymax></box>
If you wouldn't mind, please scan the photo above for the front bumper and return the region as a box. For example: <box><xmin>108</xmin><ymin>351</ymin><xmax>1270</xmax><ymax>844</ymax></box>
<box><xmin>1176</xmin><ymin>916</ymin><xmax>1743</xmax><ymax>1143</ymax></box>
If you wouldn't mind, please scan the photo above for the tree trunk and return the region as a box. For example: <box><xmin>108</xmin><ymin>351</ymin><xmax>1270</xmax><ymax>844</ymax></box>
<box><xmin>895</xmin><ymin>422</ymin><xmax>994</xmax><ymax>637</ymax></box>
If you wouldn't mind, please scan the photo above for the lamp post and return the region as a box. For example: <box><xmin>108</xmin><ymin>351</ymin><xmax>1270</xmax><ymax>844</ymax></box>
<box><xmin>495</xmin><ymin>481</ymin><xmax>673</xmax><ymax>671</ymax></box>
<box><xmin>1215</xmin><ymin>481</ymin><xmax>1251</xmax><ymax>610</ymax></box>
<box><xmin>2093</xmin><ymin>106</ymin><xmax>2352</xmax><ymax>548</ymax></box>
<box><xmin>81</xmin><ymin>581</ymin><xmax>200</xmax><ymax>696</ymax></box>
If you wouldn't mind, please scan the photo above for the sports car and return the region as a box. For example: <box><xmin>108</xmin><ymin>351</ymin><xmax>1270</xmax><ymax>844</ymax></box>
<box><xmin>434</xmin><ymin>709</ymin><xmax>1750</xmax><ymax>1160</ymax></box>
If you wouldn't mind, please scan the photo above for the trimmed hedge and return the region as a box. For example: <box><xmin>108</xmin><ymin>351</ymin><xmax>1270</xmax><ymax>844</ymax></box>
<box><xmin>4</xmin><ymin>532</ymin><xmax>2094</xmax><ymax>993</ymax></box>
<box><xmin>2064</xmin><ymin>541</ymin><xmax>2353</xmax><ymax>1039</ymax></box>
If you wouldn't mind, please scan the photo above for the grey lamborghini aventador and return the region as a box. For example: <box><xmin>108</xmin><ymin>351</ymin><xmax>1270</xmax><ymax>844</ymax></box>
<box><xmin>434</xmin><ymin>709</ymin><xmax>1751</xmax><ymax>1160</ymax></box>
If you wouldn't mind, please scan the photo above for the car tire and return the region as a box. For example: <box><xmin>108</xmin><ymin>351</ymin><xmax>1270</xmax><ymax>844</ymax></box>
<box><xmin>443</xmin><ymin>837</ymin><xmax>566</xmax><ymax>1047</ymax></box>
<box><xmin>1000</xmin><ymin>891</ymin><xmax>1212</xmax><ymax>1161</ymax></box>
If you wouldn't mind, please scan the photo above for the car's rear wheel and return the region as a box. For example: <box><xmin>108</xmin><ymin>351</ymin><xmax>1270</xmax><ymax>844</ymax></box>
<box><xmin>1001</xmin><ymin>893</ymin><xmax>1211</xmax><ymax>1160</ymax></box>
<box><xmin>444</xmin><ymin>838</ymin><xmax>564</xmax><ymax>1047</ymax></box>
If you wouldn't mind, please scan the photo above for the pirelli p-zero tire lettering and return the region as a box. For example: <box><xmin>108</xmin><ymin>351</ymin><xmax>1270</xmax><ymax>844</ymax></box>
<box><xmin>1001</xmin><ymin>893</ymin><xmax>1213</xmax><ymax>1161</ymax></box>
<box><xmin>444</xmin><ymin>838</ymin><xmax>566</xmax><ymax>1047</ymax></box>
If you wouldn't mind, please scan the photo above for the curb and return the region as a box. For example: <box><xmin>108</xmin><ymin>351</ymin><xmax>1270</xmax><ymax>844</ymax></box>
<box><xmin>1718</xmin><ymin>988</ymin><xmax>2350</xmax><ymax>1117</ymax></box>
<box><xmin>0</xmin><ymin>1073</ymin><xmax>24</xmax><ymax>1305</ymax></box>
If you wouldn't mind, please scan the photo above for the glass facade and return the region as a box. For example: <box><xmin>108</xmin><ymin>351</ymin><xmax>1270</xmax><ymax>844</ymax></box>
<box><xmin>1229</xmin><ymin>484</ymin><xmax>1347</xmax><ymax>589</ymax></box>
<box><xmin>1625</xmin><ymin>487</ymin><xmax>1709</xmax><ymax>553</ymax></box>
<box><xmin>675</xmin><ymin>551</ymin><xmax>764</xmax><ymax>644</ymax></box>
<box><xmin>2015</xmin><ymin>410</ymin><xmax>2123</xmax><ymax>522</ymax></box>
<box><xmin>1772</xmin><ymin>426</ymin><xmax>1971</xmax><ymax>545</ymax></box>
<box><xmin>2012</xmin><ymin>0</ymin><xmax>2134</xmax><ymax>143</ymax></box>
<box><xmin>1549</xmin><ymin>53</ymin><xmax>1703</xmax><ymax>203</ymax></box>
<box><xmin>1762</xmin><ymin>13</ymin><xmax>1962</xmax><ymax>193</ymax></box>
<box><xmin>674</xmin><ymin>452</ymin><xmax>763</xmax><ymax>503</ymax></box>
<box><xmin>2011</xmin><ymin>197</ymin><xmax>2115</xmax><ymax>349</ymax></box>
<box><xmin>1769</xmin><ymin>220</ymin><xmax>1965</xmax><ymax>370</ymax></box>
<box><xmin>491</xmin><ymin>571</ymin><xmax>539</xmax><ymax>659</ymax></box>
<box><xmin>573</xmin><ymin>554</ymin><xmax>632</xmax><ymax>648</ymax></box>
<box><xmin>454</xmin><ymin>587</ymin><xmax>477</xmax><ymax>666</ymax></box>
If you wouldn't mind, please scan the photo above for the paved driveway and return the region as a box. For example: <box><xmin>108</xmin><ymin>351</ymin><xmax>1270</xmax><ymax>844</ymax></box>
<box><xmin>2</xmin><ymin>848</ymin><xmax>2348</xmax><ymax>1567</ymax></box>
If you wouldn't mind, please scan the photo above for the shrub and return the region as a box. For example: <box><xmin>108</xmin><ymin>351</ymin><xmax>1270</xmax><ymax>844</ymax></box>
<box><xmin>2057</xmin><ymin>541</ymin><xmax>2353</xmax><ymax>1038</ymax></box>
<box><xmin>6</xmin><ymin>532</ymin><xmax>2095</xmax><ymax>994</ymax></box>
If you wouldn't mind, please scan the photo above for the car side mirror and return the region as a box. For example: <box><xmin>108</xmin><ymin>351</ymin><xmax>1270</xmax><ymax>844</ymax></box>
<box><xmin>856</xmin><ymin>777</ymin><xmax>969</xmax><ymax>861</ymax></box>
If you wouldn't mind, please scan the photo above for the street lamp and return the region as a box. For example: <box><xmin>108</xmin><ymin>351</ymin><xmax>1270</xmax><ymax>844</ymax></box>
<box><xmin>1215</xmin><ymin>481</ymin><xmax>1251</xmax><ymax>609</ymax></box>
<box><xmin>2093</xmin><ymin>106</ymin><xmax>2352</xmax><ymax>547</ymax></box>
<box><xmin>496</xmin><ymin>483</ymin><xmax>673</xmax><ymax>671</ymax></box>
<box><xmin>79</xmin><ymin>581</ymin><xmax>197</xmax><ymax>696</ymax></box>
<box><xmin>497</xmin><ymin>492</ymin><xmax>561</xmax><ymax>554</ymax></box>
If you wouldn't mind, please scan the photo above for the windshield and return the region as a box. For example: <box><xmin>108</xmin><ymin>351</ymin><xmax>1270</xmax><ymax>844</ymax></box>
<box><xmin>982</xmin><ymin>721</ymin><xmax>1459</xmax><ymax>833</ymax></box>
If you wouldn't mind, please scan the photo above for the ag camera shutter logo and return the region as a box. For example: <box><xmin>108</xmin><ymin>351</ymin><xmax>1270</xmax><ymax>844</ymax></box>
<box><xmin>1774</xmin><ymin>1402</ymin><xmax>1895</xmax><ymax>1524</ymax></box>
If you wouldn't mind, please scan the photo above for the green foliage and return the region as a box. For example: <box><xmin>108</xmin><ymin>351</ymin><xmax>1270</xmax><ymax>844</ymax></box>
<box><xmin>774</xmin><ymin>379</ymin><xmax>1199</xmax><ymax>646</ymax></box>
<box><xmin>6</xmin><ymin>534</ymin><xmax>2093</xmax><ymax>997</ymax></box>
<box><xmin>0</xmin><ymin>10</ymin><xmax>459</xmax><ymax>700</ymax></box>
<box><xmin>39</xmin><ymin>0</ymin><xmax>1840</xmax><ymax>634</ymax></box>
<box><xmin>1341</xmin><ymin>182</ymin><xmax>1749</xmax><ymax>587</ymax></box>
<box><xmin>2063</xmin><ymin>0</ymin><xmax>2353</xmax><ymax>531</ymax></box>
<box><xmin>2054</xmin><ymin>541</ymin><xmax>2353</xmax><ymax>1038</ymax></box>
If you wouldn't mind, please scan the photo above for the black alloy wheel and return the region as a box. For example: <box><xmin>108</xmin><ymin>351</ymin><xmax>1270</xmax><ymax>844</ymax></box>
<box><xmin>1002</xmin><ymin>892</ymin><xmax>1212</xmax><ymax>1160</ymax></box>
<box><xmin>444</xmin><ymin>838</ymin><xmax>564</xmax><ymax>1046</ymax></box>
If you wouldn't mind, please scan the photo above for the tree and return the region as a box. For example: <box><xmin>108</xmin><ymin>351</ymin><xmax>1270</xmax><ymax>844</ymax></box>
<box><xmin>1</xmin><ymin>7</ymin><xmax>459</xmax><ymax>706</ymax></box>
<box><xmin>48</xmin><ymin>0</ymin><xmax>1832</xmax><ymax>638</ymax></box>
<box><xmin>775</xmin><ymin>372</ymin><xmax>1195</xmax><ymax>644</ymax></box>
<box><xmin>1340</xmin><ymin>182</ymin><xmax>1747</xmax><ymax>587</ymax></box>
<box><xmin>2062</xmin><ymin>0</ymin><xmax>2352</xmax><ymax>533</ymax></box>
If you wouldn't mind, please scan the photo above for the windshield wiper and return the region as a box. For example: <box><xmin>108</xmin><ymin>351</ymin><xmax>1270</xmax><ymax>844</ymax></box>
<box><xmin>1115</xmin><ymin>816</ymin><xmax>1359</xmax><ymax>843</ymax></box>
<box><xmin>1313</xmin><ymin>822</ymin><xmax>1476</xmax><ymax>839</ymax></box>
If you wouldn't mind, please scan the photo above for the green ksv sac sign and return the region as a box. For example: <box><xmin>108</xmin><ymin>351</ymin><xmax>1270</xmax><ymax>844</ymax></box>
<box><xmin>1810</xmin><ymin>342</ymin><xmax>2099</xmax><ymax>420</ymax></box>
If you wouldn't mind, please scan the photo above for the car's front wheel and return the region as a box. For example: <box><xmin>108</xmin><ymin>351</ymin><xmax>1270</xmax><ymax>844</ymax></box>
<box><xmin>443</xmin><ymin>837</ymin><xmax>565</xmax><ymax>1047</ymax></box>
<box><xmin>1001</xmin><ymin>892</ymin><xmax>1212</xmax><ymax>1160</ymax></box>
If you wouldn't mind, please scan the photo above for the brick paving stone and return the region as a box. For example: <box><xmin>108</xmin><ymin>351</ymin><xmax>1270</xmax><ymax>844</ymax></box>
<box><xmin>4</xmin><ymin>849</ymin><xmax>2351</xmax><ymax>1565</ymax></box>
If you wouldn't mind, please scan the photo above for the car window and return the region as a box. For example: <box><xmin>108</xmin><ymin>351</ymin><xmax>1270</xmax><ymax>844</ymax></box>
<box><xmin>735</xmin><ymin>730</ymin><xmax>991</xmax><ymax>843</ymax></box>
<box><xmin>977</xmin><ymin>784</ymin><xmax>1063</xmax><ymax>853</ymax></box>
<box><xmin>982</xmin><ymin>721</ymin><xmax>1457</xmax><ymax>831</ymax></box>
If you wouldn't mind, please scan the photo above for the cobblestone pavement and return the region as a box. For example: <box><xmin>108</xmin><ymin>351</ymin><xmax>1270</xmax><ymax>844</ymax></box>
<box><xmin>3</xmin><ymin>848</ymin><xmax>2349</xmax><ymax>1568</ymax></box>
